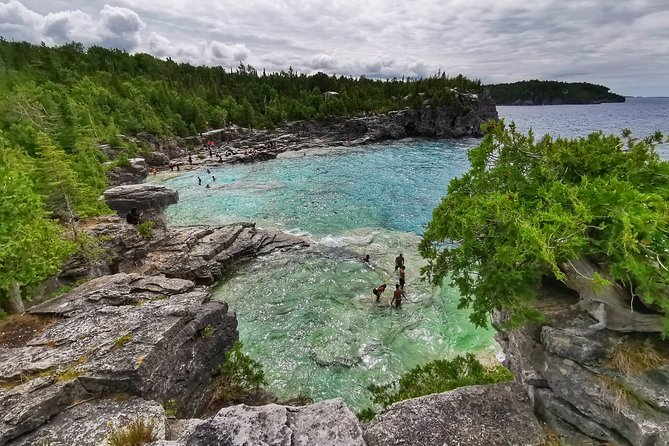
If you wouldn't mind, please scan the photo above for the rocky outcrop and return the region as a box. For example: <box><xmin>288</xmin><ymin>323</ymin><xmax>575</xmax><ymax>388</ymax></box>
<box><xmin>107</xmin><ymin>158</ymin><xmax>150</xmax><ymax>186</ymax></box>
<box><xmin>0</xmin><ymin>273</ymin><xmax>237</xmax><ymax>445</ymax></box>
<box><xmin>151</xmin><ymin>399</ymin><xmax>365</xmax><ymax>446</ymax></box>
<box><xmin>9</xmin><ymin>397</ymin><xmax>167</xmax><ymax>446</ymax></box>
<box><xmin>171</xmin><ymin>91</ymin><xmax>497</xmax><ymax>169</ymax></box>
<box><xmin>59</xmin><ymin>218</ymin><xmax>309</xmax><ymax>285</ymax></box>
<box><xmin>144</xmin><ymin>151</ymin><xmax>171</xmax><ymax>167</ymax></box>
<box><xmin>496</xmin><ymin>287</ymin><xmax>669</xmax><ymax>446</ymax></box>
<box><xmin>363</xmin><ymin>383</ymin><xmax>545</xmax><ymax>446</ymax></box>
<box><xmin>102</xmin><ymin>184</ymin><xmax>179</xmax><ymax>228</ymax></box>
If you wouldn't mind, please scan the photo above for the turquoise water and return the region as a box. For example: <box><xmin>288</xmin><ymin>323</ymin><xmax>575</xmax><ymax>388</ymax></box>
<box><xmin>164</xmin><ymin>139</ymin><xmax>497</xmax><ymax>411</ymax></box>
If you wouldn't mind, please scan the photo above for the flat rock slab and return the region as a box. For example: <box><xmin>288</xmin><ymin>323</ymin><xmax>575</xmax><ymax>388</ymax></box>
<box><xmin>0</xmin><ymin>273</ymin><xmax>237</xmax><ymax>445</ymax></box>
<box><xmin>8</xmin><ymin>397</ymin><xmax>166</xmax><ymax>446</ymax></box>
<box><xmin>151</xmin><ymin>398</ymin><xmax>365</xmax><ymax>446</ymax></box>
<box><xmin>363</xmin><ymin>383</ymin><xmax>545</xmax><ymax>446</ymax></box>
<box><xmin>103</xmin><ymin>183</ymin><xmax>179</xmax><ymax>214</ymax></box>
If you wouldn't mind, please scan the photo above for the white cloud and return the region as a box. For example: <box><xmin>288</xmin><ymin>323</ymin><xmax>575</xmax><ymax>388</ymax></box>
<box><xmin>2</xmin><ymin>0</ymin><xmax>669</xmax><ymax>95</ymax></box>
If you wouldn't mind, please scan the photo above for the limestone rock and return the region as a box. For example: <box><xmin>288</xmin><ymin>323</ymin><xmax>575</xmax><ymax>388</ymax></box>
<box><xmin>151</xmin><ymin>399</ymin><xmax>365</xmax><ymax>446</ymax></box>
<box><xmin>8</xmin><ymin>397</ymin><xmax>167</xmax><ymax>446</ymax></box>
<box><xmin>363</xmin><ymin>383</ymin><xmax>545</xmax><ymax>446</ymax></box>
<box><xmin>144</xmin><ymin>152</ymin><xmax>171</xmax><ymax>166</ymax></box>
<box><xmin>102</xmin><ymin>184</ymin><xmax>179</xmax><ymax>216</ymax></box>
<box><xmin>0</xmin><ymin>273</ymin><xmax>237</xmax><ymax>445</ymax></box>
<box><xmin>107</xmin><ymin>158</ymin><xmax>150</xmax><ymax>187</ymax></box>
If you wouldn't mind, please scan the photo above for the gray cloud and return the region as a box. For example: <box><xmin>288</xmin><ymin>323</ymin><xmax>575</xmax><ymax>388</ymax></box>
<box><xmin>2</xmin><ymin>0</ymin><xmax>668</xmax><ymax>95</ymax></box>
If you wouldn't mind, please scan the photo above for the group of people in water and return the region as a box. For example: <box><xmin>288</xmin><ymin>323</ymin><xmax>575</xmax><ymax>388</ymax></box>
<box><xmin>366</xmin><ymin>253</ymin><xmax>407</xmax><ymax>309</ymax></box>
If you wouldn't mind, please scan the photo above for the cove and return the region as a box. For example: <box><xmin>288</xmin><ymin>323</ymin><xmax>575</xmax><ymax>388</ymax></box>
<box><xmin>164</xmin><ymin>139</ymin><xmax>498</xmax><ymax>411</ymax></box>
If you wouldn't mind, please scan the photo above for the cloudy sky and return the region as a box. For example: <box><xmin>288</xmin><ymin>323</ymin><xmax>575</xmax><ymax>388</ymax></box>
<box><xmin>1</xmin><ymin>0</ymin><xmax>668</xmax><ymax>96</ymax></box>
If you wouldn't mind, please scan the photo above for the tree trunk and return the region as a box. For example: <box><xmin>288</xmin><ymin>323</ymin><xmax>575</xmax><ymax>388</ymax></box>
<box><xmin>6</xmin><ymin>281</ymin><xmax>25</xmax><ymax>314</ymax></box>
<box><xmin>561</xmin><ymin>258</ymin><xmax>664</xmax><ymax>332</ymax></box>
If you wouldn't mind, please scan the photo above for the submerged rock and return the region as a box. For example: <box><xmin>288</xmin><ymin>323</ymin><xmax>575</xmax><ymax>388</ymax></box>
<box><xmin>363</xmin><ymin>383</ymin><xmax>545</xmax><ymax>446</ymax></box>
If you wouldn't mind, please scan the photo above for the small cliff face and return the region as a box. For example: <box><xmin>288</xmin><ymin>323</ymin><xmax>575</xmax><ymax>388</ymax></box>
<box><xmin>495</xmin><ymin>287</ymin><xmax>669</xmax><ymax>446</ymax></box>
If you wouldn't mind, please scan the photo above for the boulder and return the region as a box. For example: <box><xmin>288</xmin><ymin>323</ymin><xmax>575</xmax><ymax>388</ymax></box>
<box><xmin>150</xmin><ymin>399</ymin><xmax>365</xmax><ymax>446</ymax></box>
<box><xmin>107</xmin><ymin>158</ymin><xmax>150</xmax><ymax>187</ymax></box>
<box><xmin>363</xmin><ymin>383</ymin><xmax>545</xmax><ymax>446</ymax></box>
<box><xmin>144</xmin><ymin>152</ymin><xmax>171</xmax><ymax>167</ymax></box>
<box><xmin>103</xmin><ymin>184</ymin><xmax>179</xmax><ymax>216</ymax></box>
<box><xmin>8</xmin><ymin>397</ymin><xmax>167</xmax><ymax>446</ymax></box>
<box><xmin>0</xmin><ymin>273</ymin><xmax>238</xmax><ymax>444</ymax></box>
<box><xmin>102</xmin><ymin>184</ymin><xmax>179</xmax><ymax>228</ymax></box>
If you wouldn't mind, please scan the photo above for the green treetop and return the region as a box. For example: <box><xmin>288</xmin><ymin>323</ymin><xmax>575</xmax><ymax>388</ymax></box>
<box><xmin>420</xmin><ymin>121</ymin><xmax>669</xmax><ymax>331</ymax></box>
<box><xmin>0</xmin><ymin>135</ymin><xmax>75</xmax><ymax>313</ymax></box>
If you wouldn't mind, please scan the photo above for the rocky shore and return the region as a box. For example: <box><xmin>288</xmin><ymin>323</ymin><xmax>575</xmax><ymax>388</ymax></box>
<box><xmin>106</xmin><ymin>91</ymin><xmax>498</xmax><ymax>181</ymax></box>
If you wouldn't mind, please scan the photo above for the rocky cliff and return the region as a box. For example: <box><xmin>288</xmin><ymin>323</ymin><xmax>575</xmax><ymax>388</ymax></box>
<box><xmin>495</xmin><ymin>284</ymin><xmax>669</xmax><ymax>446</ymax></box>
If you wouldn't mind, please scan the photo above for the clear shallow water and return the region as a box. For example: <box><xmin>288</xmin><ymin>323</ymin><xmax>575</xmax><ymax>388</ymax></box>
<box><xmin>164</xmin><ymin>97</ymin><xmax>669</xmax><ymax>411</ymax></box>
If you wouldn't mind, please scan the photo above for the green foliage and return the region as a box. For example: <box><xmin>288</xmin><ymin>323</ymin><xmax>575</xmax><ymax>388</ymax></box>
<box><xmin>112</xmin><ymin>333</ymin><xmax>132</xmax><ymax>351</ymax></box>
<box><xmin>420</xmin><ymin>121</ymin><xmax>669</xmax><ymax>331</ymax></box>
<box><xmin>487</xmin><ymin>80</ymin><xmax>625</xmax><ymax>105</ymax></box>
<box><xmin>163</xmin><ymin>399</ymin><xmax>178</xmax><ymax>418</ymax></box>
<box><xmin>212</xmin><ymin>341</ymin><xmax>267</xmax><ymax>404</ymax></box>
<box><xmin>0</xmin><ymin>136</ymin><xmax>75</xmax><ymax>303</ymax></box>
<box><xmin>106</xmin><ymin>418</ymin><xmax>157</xmax><ymax>446</ymax></box>
<box><xmin>363</xmin><ymin>354</ymin><xmax>512</xmax><ymax>416</ymax></box>
<box><xmin>200</xmin><ymin>324</ymin><xmax>214</xmax><ymax>338</ymax></box>
<box><xmin>136</xmin><ymin>221</ymin><xmax>155</xmax><ymax>239</ymax></box>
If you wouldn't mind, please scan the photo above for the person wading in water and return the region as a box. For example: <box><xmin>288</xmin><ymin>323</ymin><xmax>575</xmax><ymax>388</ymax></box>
<box><xmin>391</xmin><ymin>284</ymin><xmax>405</xmax><ymax>309</ymax></box>
<box><xmin>372</xmin><ymin>284</ymin><xmax>387</xmax><ymax>303</ymax></box>
<box><xmin>395</xmin><ymin>253</ymin><xmax>405</xmax><ymax>271</ymax></box>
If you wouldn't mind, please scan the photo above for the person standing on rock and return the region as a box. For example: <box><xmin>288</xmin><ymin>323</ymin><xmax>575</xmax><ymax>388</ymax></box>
<box><xmin>188</xmin><ymin>154</ymin><xmax>193</xmax><ymax>165</ymax></box>
<box><xmin>372</xmin><ymin>284</ymin><xmax>387</xmax><ymax>303</ymax></box>
<box><xmin>391</xmin><ymin>284</ymin><xmax>405</xmax><ymax>308</ymax></box>
<box><xmin>395</xmin><ymin>253</ymin><xmax>405</xmax><ymax>271</ymax></box>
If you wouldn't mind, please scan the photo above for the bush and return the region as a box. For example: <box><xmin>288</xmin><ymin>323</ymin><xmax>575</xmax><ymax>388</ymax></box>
<box><xmin>136</xmin><ymin>221</ymin><xmax>155</xmax><ymax>239</ymax></box>
<box><xmin>211</xmin><ymin>341</ymin><xmax>267</xmax><ymax>405</ymax></box>
<box><xmin>360</xmin><ymin>353</ymin><xmax>512</xmax><ymax>418</ymax></box>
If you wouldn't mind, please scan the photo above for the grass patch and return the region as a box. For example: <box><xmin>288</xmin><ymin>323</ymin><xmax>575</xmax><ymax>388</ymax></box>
<box><xmin>604</xmin><ymin>338</ymin><xmax>665</xmax><ymax>375</ymax></box>
<box><xmin>112</xmin><ymin>333</ymin><xmax>133</xmax><ymax>351</ymax></box>
<box><xmin>106</xmin><ymin>418</ymin><xmax>157</xmax><ymax>446</ymax></box>
<box><xmin>598</xmin><ymin>376</ymin><xmax>654</xmax><ymax>413</ymax></box>
<box><xmin>136</xmin><ymin>221</ymin><xmax>156</xmax><ymax>239</ymax></box>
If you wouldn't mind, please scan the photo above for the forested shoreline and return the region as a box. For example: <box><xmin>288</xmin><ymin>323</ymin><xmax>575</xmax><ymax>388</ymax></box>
<box><xmin>487</xmin><ymin>80</ymin><xmax>625</xmax><ymax>105</ymax></box>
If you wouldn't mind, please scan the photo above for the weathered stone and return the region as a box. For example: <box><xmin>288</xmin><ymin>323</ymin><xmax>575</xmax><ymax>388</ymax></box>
<box><xmin>151</xmin><ymin>399</ymin><xmax>365</xmax><ymax>446</ymax></box>
<box><xmin>363</xmin><ymin>383</ymin><xmax>545</xmax><ymax>446</ymax></box>
<box><xmin>0</xmin><ymin>273</ymin><xmax>237</xmax><ymax>445</ymax></box>
<box><xmin>561</xmin><ymin>258</ymin><xmax>664</xmax><ymax>332</ymax></box>
<box><xmin>8</xmin><ymin>397</ymin><xmax>167</xmax><ymax>446</ymax></box>
<box><xmin>541</xmin><ymin>324</ymin><xmax>617</xmax><ymax>365</ymax></box>
<box><xmin>144</xmin><ymin>152</ymin><xmax>171</xmax><ymax>166</ymax></box>
<box><xmin>107</xmin><ymin>158</ymin><xmax>150</xmax><ymax>187</ymax></box>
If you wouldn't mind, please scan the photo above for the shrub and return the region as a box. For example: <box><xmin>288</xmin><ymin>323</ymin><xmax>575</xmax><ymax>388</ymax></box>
<box><xmin>136</xmin><ymin>221</ymin><xmax>155</xmax><ymax>239</ymax></box>
<box><xmin>200</xmin><ymin>324</ymin><xmax>214</xmax><ymax>338</ymax></box>
<box><xmin>211</xmin><ymin>341</ymin><xmax>267</xmax><ymax>405</ymax></box>
<box><xmin>112</xmin><ymin>333</ymin><xmax>132</xmax><ymax>351</ymax></box>
<box><xmin>361</xmin><ymin>353</ymin><xmax>512</xmax><ymax>418</ymax></box>
<box><xmin>106</xmin><ymin>418</ymin><xmax>156</xmax><ymax>446</ymax></box>
<box><xmin>163</xmin><ymin>399</ymin><xmax>178</xmax><ymax>418</ymax></box>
